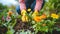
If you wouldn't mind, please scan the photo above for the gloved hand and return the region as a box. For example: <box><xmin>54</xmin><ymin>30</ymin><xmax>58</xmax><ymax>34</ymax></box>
<box><xmin>22</xmin><ymin>15</ymin><xmax>28</xmax><ymax>22</ymax></box>
<box><xmin>21</xmin><ymin>9</ymin><xmax>28</xmax><ymax>22</ymax></box>
<box><xmin>32</xmin><ymin>10</ymin><xmax>39</xmax><ymax>17</ymax></box>
<box><xmin>21</xmin><ymin>9</ymin><xmax>27</xmax><ymax>16</ymax></box>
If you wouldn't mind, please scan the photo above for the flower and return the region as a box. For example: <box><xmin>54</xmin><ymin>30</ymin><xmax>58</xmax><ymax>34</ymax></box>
<box><xmin>27</xmin><ymin>8</ymin><xmax>31</xmax><ymax>12</ymax></box>
<box><xmin>51</xmin><ymin>13</ymin><xmax>59</xmax><ymax>19</ymax></box>
<box><xmin>33</xmin><ymin>14</ymin><xmax>46</xmax><ymax>22</ymax></box>
<box><xmin>40</xmin><ymin>14</ymin><xmax>47</xmax><ymax>19</ymax></box>
<box><xmin>6</xmin><ymin>16</ymin><xmax>11</xmax><ymax>21</ymax></box>
<box><xmin>42</xmin><ymin>24</ymin><xmax>46</xmax><ymax>26</ymax></box>
<box><xmin>22</xmin><ymin>15</ymin><xmax>28</xmax><ymax>22</ymax></box>
<box><xmin>7</xmin><ymin>11</ymin><xmax>13</xmax><ymax>16</ymax></box>
<box><xmin>2</xmin><ymin>16</ymin><xmax>5</xmax><ymax>21</ymax></box>
<box><xmin>33</xmin><ymin>16</ymin><xmax>42</xmax><ymax>22</ymax></box>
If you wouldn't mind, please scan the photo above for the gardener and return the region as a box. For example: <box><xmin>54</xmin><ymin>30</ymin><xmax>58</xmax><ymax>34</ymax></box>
<box><xmin>16</xmin><ymin>0</ymin><xmax>45</xmax><ymax>15</ymax></box>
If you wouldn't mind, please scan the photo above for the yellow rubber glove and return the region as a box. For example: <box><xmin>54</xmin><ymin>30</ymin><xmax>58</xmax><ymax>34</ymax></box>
<box><xmin>21</xmin><ymin>9</ymin><xmax>28</xmax><ymax>22</ymax></box>
<box><xmin>32</xmin><ymin>10</ymin><xmax>39</xmax><ymax>17</ymax></box>
<box><xmin>21</xmin><ymin>9</ymin><xmax>27</xmax><ymax>16</ymax></box>
<box><xmin>22</xmin><ymin>15</ymin><xmax>28</xmax><ymax>22</ymax></box>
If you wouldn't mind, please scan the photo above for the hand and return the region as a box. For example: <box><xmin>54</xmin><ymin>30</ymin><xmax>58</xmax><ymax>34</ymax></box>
<box><xmin>21</xmin><ymin>9</ymin><xmax>28</xmax><ymax>22</ymax></box>
<box><xmin>32</xmin><ymin>10</ymin><xmax>39</xmax><ymax>16</ymax></box>
<box><xmin>22</xmin><ymin>15</ymin><xmax>28</xmax><ymax>22</ymax></box>
<box><xmin>21</xmin><ymin>9</ymin><xmax>27</xmax><ymax>16</ymax></box>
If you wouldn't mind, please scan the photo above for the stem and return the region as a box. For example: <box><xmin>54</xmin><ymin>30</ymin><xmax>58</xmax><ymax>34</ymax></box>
<box><xmin>35</xmin><ymin>31</ymin><xmax>38</xmax><ymax>34</ymax></box>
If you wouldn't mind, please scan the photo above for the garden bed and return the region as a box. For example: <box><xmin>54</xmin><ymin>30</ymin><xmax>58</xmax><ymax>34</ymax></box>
<box><xmin>0</xmin><ymin>18</ymin><xmax>60</xmax><ymax>34</ymax></box>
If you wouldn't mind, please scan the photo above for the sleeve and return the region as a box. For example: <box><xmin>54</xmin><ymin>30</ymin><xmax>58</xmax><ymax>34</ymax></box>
<box><xmin>35</xmin><ymin>0</ymin><xmax>43</xmax><ymax>11</ymax></box>
<box><xmin>19</xmin><ymin>0</ymin><xmax>26</xmax><ymax>11</ymax></box>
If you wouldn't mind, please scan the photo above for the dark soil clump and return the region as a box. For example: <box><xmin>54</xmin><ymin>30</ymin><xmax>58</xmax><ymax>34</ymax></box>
<box><xmin>0</xmin><ymin>25</ymin><xmax>8</xmax><ymax>34</ymax></box>
<box><xmin>13</xmin><ymin>18</ymin><xmax>34</xmax><ymax>34</ymax></box>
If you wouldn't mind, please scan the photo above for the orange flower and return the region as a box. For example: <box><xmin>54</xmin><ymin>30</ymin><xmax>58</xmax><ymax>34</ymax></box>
<box><xmin>33</xmin><ymin>14</ymin><xmax>47</xmax><ymax>22</ymax></box>
<box><xmin>33</xmin><ymin>16</ymin><xmax>42</xmax><ymax>22</ymax></box>
<box><xmin>40</xmin><ymin>14</ymin><xmax>47</xmax><ymax>19</ymax></box>
<box><xmin>7</xmin><ymin>11</ymin><xmax>13</xmax><ymax>16</ymax></box>
<box><xmin>42</xmin><ymin>24</ymin><xmax>46</xmax><ymax>26</ymax></box>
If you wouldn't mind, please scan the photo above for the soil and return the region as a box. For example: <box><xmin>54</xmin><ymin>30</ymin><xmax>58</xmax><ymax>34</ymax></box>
<box><xmin>0</xmin><ymin>25</ymin><xmax>8</xmax><ymax>34</ymax></box>
<box><xmin>13</xmin><ymin>18</ymin><xmax>34</xmax><ymax>34</ymax></box>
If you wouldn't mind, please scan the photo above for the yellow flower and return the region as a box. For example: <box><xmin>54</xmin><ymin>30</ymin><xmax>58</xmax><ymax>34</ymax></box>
<box><xmin>21</xmin><ymin>10</ymin><xmax>26</xmax><ymax>15</ymax></box>
<box><xmin>7</xmin><ymin>11</ymin><xmax>13</xmax><ymax>16</ymax></box>
<box><xmin>51</xmin><ymin>13</ymin><xmax>59</xmax><ymax>19</ymax></box>
<box><xmin>33</xmin><ymin>16</ymin><xmax>42</xmax><ymax>22</ymax></box>
<box><xmin>27</xmin><ymin>8</ymin><xmax>31</xmax><ymax>12</ymax></box>
<box><xmin>22</xmin><ymin>15</ymin><xmax>28</xmax><ymax>22</ymax></box>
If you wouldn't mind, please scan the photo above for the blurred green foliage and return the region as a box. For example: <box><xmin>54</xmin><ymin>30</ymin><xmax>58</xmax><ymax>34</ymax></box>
<box><xmin>0</xmin><ymin>3</ymin><xmax>8</xmax><ymax>10</ymax></box>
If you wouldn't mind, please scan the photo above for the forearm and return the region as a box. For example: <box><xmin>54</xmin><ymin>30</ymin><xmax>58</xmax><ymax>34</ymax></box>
<box><xmin>35</xmin><ymin>0</ymin><xmax>43</xmax><ymax>11</ymax></box>
<box><xmin>19</xmin><ymin>0</ymin><xmax>26</xmax><ymax>11</ymax></box>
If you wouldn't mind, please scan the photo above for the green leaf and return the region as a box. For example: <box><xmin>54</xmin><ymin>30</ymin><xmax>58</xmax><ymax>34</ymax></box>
<box><xmin>6</xmin><ymin>29</ymin><xmax>15</xmax><ymax>34</ymax></box>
